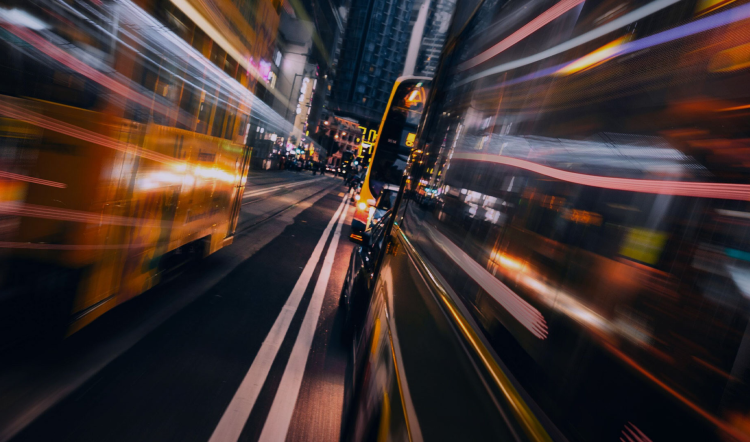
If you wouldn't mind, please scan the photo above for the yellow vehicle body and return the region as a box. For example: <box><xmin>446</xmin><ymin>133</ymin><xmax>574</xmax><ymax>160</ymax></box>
<box><xmin>0</xmin><ymin>95</ymin><xmax>250</xmax><ymax>337</ymax></box>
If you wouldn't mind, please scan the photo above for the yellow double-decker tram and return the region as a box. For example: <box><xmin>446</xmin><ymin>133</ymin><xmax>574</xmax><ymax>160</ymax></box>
<box><xmin>0</xmin><ymin>0</ymin><xmax>290</xmax><ymax>345</ymax></box>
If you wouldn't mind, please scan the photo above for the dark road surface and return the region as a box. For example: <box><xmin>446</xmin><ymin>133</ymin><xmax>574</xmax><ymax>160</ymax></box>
<box><xmin>0</xmin><ymin>171</ymin><xmax>356</xmax><ymax>442</ymax></box>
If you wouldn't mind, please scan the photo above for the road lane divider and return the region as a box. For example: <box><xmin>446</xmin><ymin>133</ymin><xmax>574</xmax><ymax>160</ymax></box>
<box><xmin>257</xmin><ymin>188</ymin><xmax>350</xmax><ymax>442</ymax></box>
<box><xmin>208</xmin><ymin>193</ymin><xmax>348</xmax><ymax>442</ymax></box>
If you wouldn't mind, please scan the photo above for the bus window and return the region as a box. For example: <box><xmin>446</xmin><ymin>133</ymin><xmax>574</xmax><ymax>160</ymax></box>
<box><xmin>177</xmin><ymin>80</ymin><xmax>200</xmax><ymax>130</ymax></box>
<box><xmin>196</xmin><ymin>92</ymin><xmax>215</xmax><ymax>134</ymax></box>
<box><xmin>223</xmin><ymin>100</ymin><xmax>238</xmax><ymax>140</ymax></box>
<box><xmin>351</xmin><ymin>77</ymin><xmax>431</xmax><ymax>236</ymax></box>
<box><xmin>366</xmin><ymin>78</ymin><xmax>430</xmax><ymax>202</ymax></box>
<box><xmin>211</xmin><ymin>100</ymin><xmax>227</xmax><ymax>138</ymax></box>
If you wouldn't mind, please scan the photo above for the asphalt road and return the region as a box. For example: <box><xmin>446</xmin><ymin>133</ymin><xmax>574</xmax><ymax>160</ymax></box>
<box><xmin>0</xmin><ymin>170</ymin><xmax>356</xmax><ymax>442</ymax></box>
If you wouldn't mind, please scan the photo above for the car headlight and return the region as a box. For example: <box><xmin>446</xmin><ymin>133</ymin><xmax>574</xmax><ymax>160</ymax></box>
<box><xmin>358</xmin><ymin>202</ymin><xmax>367</xmax><ymax>211</ymax></box>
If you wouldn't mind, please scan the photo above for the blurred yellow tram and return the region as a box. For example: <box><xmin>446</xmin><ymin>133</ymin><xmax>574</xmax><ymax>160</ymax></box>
<box><xmin>0</xmin><ymin>0</ymin><xmax>283</xmax><ymax>345</ymax></box>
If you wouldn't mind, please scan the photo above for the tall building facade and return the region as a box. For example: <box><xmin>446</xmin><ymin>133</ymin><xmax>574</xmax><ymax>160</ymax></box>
<box><xmin>402</xmin><ymin>0</ymin><xmax>456</xmax><ymax>78</ymax></box>
<box><xmin>296</xmin><ymin>0</ymin><xmax>348</xmax><ymax>138</ymax></box>
<box><xmin>331</xmin><ymin>0</ymin><xmax>416</xmax><ymax>125</ymax></box>
<box><xmin>413</xmin><ymin>0</ymin><xmax>455</xmax><ymax>77</ymax></box>
<box><xmin>262</xmin><ymin>0</ymin><xmax>346</xmax><ymax>150</ymax></box>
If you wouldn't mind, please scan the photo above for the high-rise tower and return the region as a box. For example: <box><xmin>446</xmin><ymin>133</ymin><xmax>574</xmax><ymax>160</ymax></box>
<box><xmin>411</xmin><ymin>0</ymin><xmax>455</xmax><ymax>77</ymax></box>
<box><xmin>330</xmin><ymin>0</ymin><xmax>416</xmax><ymax>126</ymax></box>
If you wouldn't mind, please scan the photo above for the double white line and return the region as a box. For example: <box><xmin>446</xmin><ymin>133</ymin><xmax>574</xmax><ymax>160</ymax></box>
<box><xmin>209</xmin><ymin>194</ymin><xmax>350</xmax><ymax>442</ymax></box>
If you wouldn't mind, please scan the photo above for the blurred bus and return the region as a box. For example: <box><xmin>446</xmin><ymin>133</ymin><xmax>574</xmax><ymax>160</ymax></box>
<box><xmin>341</xmin><ymin>1</ymin><xmax>750</xmax><ymax>441</ymax></box>
<box><xmin>0</xmin><ymin>0</ymin><xmax>289</xmax><ymax>346</ymax></box>
<box><xmin>349</xmin><ymin>76</ymin><xmax>431</xmax><ymax>236</ymax></box>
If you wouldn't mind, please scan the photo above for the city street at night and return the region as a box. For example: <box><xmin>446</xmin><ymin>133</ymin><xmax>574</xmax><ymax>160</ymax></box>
<box><xmin>4</xmin><ymin>0</ymin><xmax>750</xmax><ymax>440</ymax></box>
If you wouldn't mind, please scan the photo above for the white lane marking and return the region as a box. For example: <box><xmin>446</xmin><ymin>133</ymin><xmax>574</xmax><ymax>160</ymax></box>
<box><xmin>257</xmin><ymin>194</ymin><xmax>350</xmax><ymax>442</ymax></box>
<box><xmin>243</xmin><ymin>177</ymin><xmax>326</xmax><ymax>199</ymax></box>
<box><xmin>208</xmin><ymin>194</ymin><xmax>348</xmax><ymax>442</ymax></box>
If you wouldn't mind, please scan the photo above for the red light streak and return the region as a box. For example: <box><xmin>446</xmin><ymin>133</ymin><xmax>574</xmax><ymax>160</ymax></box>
<box><xmin>621</xmin><ymin>422</ymin><xmax>652</xmax><ymax>442</ymax></box>
<box><xmin>457</xmin><ymin>0</ymin><xmax>586</xmax><ymax>72</ymax></box>
<box><xmin>3</xmin><ymin>23</ymin><xmax>142</xmax><ymax>100</ymax></box>
<box><xmin>454</xmin><ymin>152</ymin><xmax>750</xmax><ymax>201</ymax></box>
<box><xmin>0</xmin><ymin>171</ymin><xmax>66</xmax><ymax>188</ymax></box>
<box><xmin>0</xmin><ymin>100</ymin><xmax>182</xmax><ymax>166</ymax></box>
<box><xmin>0</xmin><ymin>241</ymin><xmax>146</xmax><ymax>250</ymax></box>
<box><xmin>0</xmin><ymin>23</ymin><xmax>192</xmax><ymax>127</ymax></box>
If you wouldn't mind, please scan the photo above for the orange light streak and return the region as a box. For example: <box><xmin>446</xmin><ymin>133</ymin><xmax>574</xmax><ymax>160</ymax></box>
<box><xmin>556</xmin><ymin>36</ymin><xmax>630</xmax><ymax>75</ymax></box>
<box><xmin>0</xmin><ymin>171</ymin><xmax>66</xmax><ymax>188</ymax></box>
<box><xmin>717</xmin><ymin>103</ymin><xmax>750</xmax><ymax>112</ymax></box>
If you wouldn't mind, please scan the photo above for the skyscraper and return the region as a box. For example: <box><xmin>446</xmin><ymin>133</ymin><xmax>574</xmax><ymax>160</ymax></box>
<box><xmin>265</xmin><ymin>0</ymin><xmax>346</xmax><ymax>148</ymax></box>
<box><xmin>330</xmin><ymin>0</ymin><xmax>416</xmax><ymax>126</ymax></box>
<box><xmin>411</xmin><ymin>0</ymin><xmax>456</xmax><ymax>77</ymax></box>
